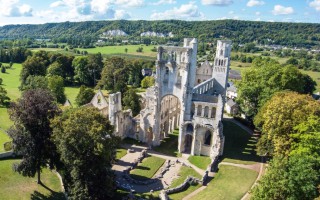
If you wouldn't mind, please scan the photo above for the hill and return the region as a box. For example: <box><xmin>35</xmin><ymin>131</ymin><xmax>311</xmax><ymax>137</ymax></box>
<box><xmin>0</xmin><ymin>20</ymin><xmax>319</xmax><ymax>48</ymax></box>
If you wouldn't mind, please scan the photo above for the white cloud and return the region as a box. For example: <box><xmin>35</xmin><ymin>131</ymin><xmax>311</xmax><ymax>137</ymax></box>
<box><xmin>272</xmin><ymin>5</ymin><xmax>294</xmax><ymax>15</ymax></box>
<box><xmin>114</xmin><ymin>0</ymin><xmax>144</xmax><ymax>7</ymax></box>
<box><xmin>114</xmin><ymin>10</ymin><xmax>131</xmax><ymax>19</ymax></box>
<box><xmin>309</xmin><ymin>0</ymin><xmax>320</xmax><ymax>11</ymax></box>
<box><xmin>228</xmin><ymin>11</ymin><xmax>234</xmax><ymax>15</ymax></box>
<box><xmin>255</xmin><ymin>17</ymin><xmax>261</xmax><ymax>21</ymax></box>
<box><xmin>255</xmin><ymin>11</ymin><xmax>260</xmax><ymax>15</ymax></box>
<box><xmin>153</xmin><ymin>0</ymin><xmax>176</xmax><ymax>5</ymax></box>
<box><xmin>201</xmin><ymin>0</ymin><xmax>233</xmax><ymax>6</ymax></box>
<box><xmin>50</xmin><ymin>1</ymin><xmax>65</xmax><ymax>8</ymax></box>
<box><xmin>151</xmin><ymin>2</ymin><xmax>201</xmax><ymax>19</ymax></box>
<box><xmin>0</xmin><ymin>0</ymin><xmax>33</xmax><ymax>17</ymax></box>
<box><xmin>246</xmin><ymin>0</ymin><xmax>264</xmax><ymax>7</ymax></box>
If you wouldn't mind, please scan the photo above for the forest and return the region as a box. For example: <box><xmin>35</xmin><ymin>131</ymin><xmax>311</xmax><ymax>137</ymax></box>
<box><xmin>0</xmin><ymin>20</ymin><xmax>319</xmax><ymax>48</ymax></box>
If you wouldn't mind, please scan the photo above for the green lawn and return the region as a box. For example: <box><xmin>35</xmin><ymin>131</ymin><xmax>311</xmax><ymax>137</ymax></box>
<box><xmin>116</xmin><ymin>148</ymin><xmax>127</xmax><ymax>160</ymax></box>
<box><xmin>77</xmin><ymin>45</ymin><xmax>157</xmax><ymax>58</ymax></box>
<box><xmin>194</xmin><ymin>165</ymin><xmax>258</xmax><ymax>200</ymax></box>
<box><xmin>0</xmin><ymin>159</ymin><xmax>64</xmax><ymax>200</ymax></box>
<box><xmin>168</xmin><ymin>165</ymin><xmax>202</xmax><ymax>200</ymax></box>
<box><xmin>188</xmin><ymin>155</ymin><xmax>211</xmax><ymax>170</ymax></box>
<box><xmin>64</xmin><ymin>86</ymin><xmax>80</xmax><ymax>106</ymax></box>
<box><xmin>130</xmin><ymin>156</ymin><xmax>165</xmax><ymax>180</ymax></box>
<box><xmin>153</xmin><ymin>129</ymin><xmax>180</xmax><ymax>157</ymax></box>
<box><xmin>301</xmin><ymin>69</ymin><xmax>320</xmax><ymax>92</ymax></box>
<box><xmin>222</xmin><ymin>120</ymin><xmax>260</xmax><ymax>165</ymax></box>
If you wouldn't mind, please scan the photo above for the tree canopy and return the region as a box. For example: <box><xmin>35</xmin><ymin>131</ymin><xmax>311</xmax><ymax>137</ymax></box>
<box><xmin>8</xmin><ymin>89</ymin><xmax>60</xmax><ymax>183</ymax></box>
<box><xmin>236</xmin><ymin>58</ymin><xmax>316</xmax><ymax>117</ymax></box>
<box><xmin>51</xmin><ymin>107</ymin><xmax>117</xmax><ymax>200</ymax></box>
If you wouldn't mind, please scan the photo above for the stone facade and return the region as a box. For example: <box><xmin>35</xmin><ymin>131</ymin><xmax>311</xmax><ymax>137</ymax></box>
<box><xmin>85</xmin><ymin>39</ymin><xmax>231</xmax><ymax>164</ymax></box>
<box><xmin>139</xmin><ymin>39</ymin><xmax>232</xmax><ymax>162</ymax></box>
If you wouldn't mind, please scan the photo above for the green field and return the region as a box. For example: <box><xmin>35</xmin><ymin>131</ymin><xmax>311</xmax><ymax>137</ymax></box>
<box><xmin>77</xmin><ymin>45</ymin><xmax>157</xmax><ymax>58</ymax></box>
<box><xmin>168</xmin><ymin>166</ymin><xmax>202</xmax><ymax>200</ymax></box>
<box><xmin>188</xmin><ymin>155</ymin><xmax>211</xmax><ymax>170</ymax></box>
<box><xmin>222</xmin><ymin>120</ymin><xmax>260</xmax><ymax>165</ymax></box>
<box><xmin>153</xmin><ymin>129</ymin><xmax>180</xmax><ymax>157</ymax></box>
<box><xmin>116</xmin><ymin>148</ymin><xmax>127</xmax><ymax>160</ymax></box>
<box><xmin>130</xmin><ymin>156</ymin><xmax>165</xmax><ymax>180</ymax></box>
<box><xmin>0</xmin><ymin>159</ymin><xmax>64</xmax><ymax>200</ymax></box>
<box><xmin>194</xmin><ymin>165</ymin><xmax>258</xmax><ymax>200</ymax></box>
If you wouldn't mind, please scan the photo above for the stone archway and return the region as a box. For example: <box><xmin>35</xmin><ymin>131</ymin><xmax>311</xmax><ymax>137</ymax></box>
<box><xmin>160</xmin><ymin>95</ymin><xmax>181</xmax><ymax>139</ymax></box>
<box><xmin>184</xmin><ymin>134</ymin><xmax>193</xmax><ymax>154</ymax></box>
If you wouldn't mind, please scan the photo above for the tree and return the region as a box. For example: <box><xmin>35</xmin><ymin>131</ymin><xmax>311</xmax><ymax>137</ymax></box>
<box><xmin>0</xmin><ymin>77</ymin><xmax>2</xmax><ymax>85</ymax></box>
<box><xmin>236</xmin><ymin>58</ymin><xmax>316</xmax><ymax>117</ymax></box>
<box><xmin>251</xmin><ymin>155</ymin><xmax>318</xmax><ymax>200</ymax></box>
<box><xmin>20</xmin><ymin>75</ymin><xmax>48</xmax><ymax>91</ymax></box>
<box><xmin>51</xmin><ymin>107</ymin><xmax>117</xmax><ymax>199</ymax></box>
<box><xmin>75</xmin><ymin>85</ymin><xmax>95</xmax><ymax>106</ymax></box>
<box><xmin>123</xmin><ymin>88</ymin><xmax>141</xmax><ymax>116</ymax></box>
<box><xmin>20</xmin><ymin>51</ymin><xmax>50</xmax><ymax>88</ymax></box>
<box><xmin>254</xmin><ymin>91</ymin><xmax>320</xmax><ymax>156</ymax></box>
<box><xmin>125</xmin><ymin>48</ymin><xmax>128</xmax><ymax>53</ymax></box>
<box><xmin>8</xmin><ymin>89</ymin><xmax>60</xmax><ymax>184</ymax></box>
<box><xmin>47</xmin><ymin>75</ymin><xmax>66</xmax><ymax>104</ymax></box>
<box><xmin>1</xmin><ymin>65</ymin><xmax>6</xmax><ymax>73</ymax></box>
<box><xmin>141</xmin><ymin>76</ymin><xmax>155</xmax><ymax>88</ymax></box>
<box><xmin>0</xmin><ymin>86</ymin><xmax>10</xmax><ymax>106</ymax></box>
<box><xmin>47</xmin><ymin>62</ymin><xmax>64</xmax><ymax>77</ymax></box>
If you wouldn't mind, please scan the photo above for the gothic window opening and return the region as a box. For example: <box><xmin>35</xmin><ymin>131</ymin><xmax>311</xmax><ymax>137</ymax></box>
<box><xmin>211</xmin><ymin>107</ymin><xmax>216</xmax><ymax>118</ymax></box>
<box><xmin>165</xmin><ymin>67</ymin><xmax>169</xmax><ymax>74</ymax></box>
<box><xmin>220</xmin><ymin>49</ymin><xmax>223</xmax><ymax>56</ymax></box>
<box><xmin>204</xmin><ymin>130</ymin><xmax>212</xmax><ymax>145</ymax></box>
<box><xmin>197</xmin><ymin>105</ymin><xmax>202</xmax><ymax>116</ymax></box>
<box><xmin>186</xmin><ymin>124</ymin><xmax>193</xmax><ymax>134</ymax></box>
<box><xmin>204</xmin><ymin>106</ymin><xmax>209</xmax><ymax>118</ymax></box>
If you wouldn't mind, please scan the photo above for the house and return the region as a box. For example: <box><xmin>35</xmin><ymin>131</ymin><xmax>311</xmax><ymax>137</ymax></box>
<box><xmin>227</xmin><ymin>84</ymin><xmax>237</xmax><ymax>99</ymax></box>
<box><xmin>142</xmin><ymin>68</ymin><xmax>153</xmax><ymax>76</ymax></box>
<box><xmin>225</xmin><ymin>99</ymin><xmax>239</xmax><ymax>115</ymax></box>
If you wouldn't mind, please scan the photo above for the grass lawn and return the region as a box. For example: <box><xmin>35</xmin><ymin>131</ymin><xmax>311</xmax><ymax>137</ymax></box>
<box><xmin>188</xmin><ymin>155</ymin><xmax>211</xmax><ymax>170</ymax></box>
<box><xmin>0</xmin><ymin>159</ymin><xmax>64</xmax><ymax>200</ymax></box>
<box><xmin>153</xmin><ymin>129</ymin><xmax>180</xmax><ymax>157</ymax></box>
<box><xmin>194</xmin><ymin>165</ymin><xmax>258</xmax><ymax>200</ymax></box>
<box><xmin>168</xmin><ymin>165</ymin><xmax>202</xmax><ymax>200</ymax></box>
<box><xmin>222</xmin><ymin>120</ymin><xmax>260</xmax><ymax>165</ymax></box>
<box><xmin>301</xmin><ymin>69</ymin><xmax>320</xmax><ymax>92</ymax></box>
<box><xmin>116</xmin><ymin>148</ymin><xmax>127</xmax><ymax>160</ymax></box>
<box><xmin>64</xmin><ymin>86</ymin><xmax>80</xmax><ymax>106</ymax></box>
<box><xmin>130</xmin><ymin>156</ymin><xmax>165</xmax><ymax>180</ymax></box>
<box><xmin>77</xmin><ymin>45</ymin><xmax>157</xmax><ymax>58</ymax></box>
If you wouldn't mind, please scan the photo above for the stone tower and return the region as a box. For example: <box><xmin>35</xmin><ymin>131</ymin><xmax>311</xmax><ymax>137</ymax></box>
<box><xmin>212</xmin><ymin>40</ymin><xmax>232</xmax><ymax>95</ymax></box>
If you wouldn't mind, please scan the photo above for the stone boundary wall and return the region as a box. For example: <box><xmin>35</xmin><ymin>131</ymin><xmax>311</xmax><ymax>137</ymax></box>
<box><xmin>159</xmin><ymin>176</ymin><xmax>201</xmax><ymax>200</ymax></box>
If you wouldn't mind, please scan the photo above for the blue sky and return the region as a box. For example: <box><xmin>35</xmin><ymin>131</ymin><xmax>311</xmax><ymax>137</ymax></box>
<box><xmin>0</xmin><ymin>0</ymin><xmax>319</xmax><ymax>26</ymax></box>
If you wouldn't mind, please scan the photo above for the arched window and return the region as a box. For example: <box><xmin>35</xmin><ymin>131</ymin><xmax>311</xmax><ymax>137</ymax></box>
<box><xmin>220</xmin><ymin>49</ymin><xmax>223</xmax><ymax>56</ymax></box>
<box><xmin>165</xmin><ymin>67</ymin><xmax>169</xmax><ymax>74</ymax></box>
<box><xmin>204</xmin><ymin>130</ymin><xmax>212</xmax><ymax>145</ymax></box>
<box><xmin>204</xmin><ymin>106</ymin><xmax>209</xmax><ymax>118</ymax></box>
<box><xmin>211</xmin><ymin>107</ymin><xmax>216</xmax><ymax>118</ymax></box>
<box><xmin>186</xmin><ymin>124</ymin><xmax>193</xmax><ymax>134</ymax></box>
<box><xmin>197</xmin><ymin>105</ymin><xmax>202</xmax><ymax>116</ymax></box>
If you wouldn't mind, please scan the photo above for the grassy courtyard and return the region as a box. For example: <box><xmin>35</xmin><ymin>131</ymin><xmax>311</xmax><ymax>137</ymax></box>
<box><xmin>153</xmin><ymin>129</ymin><xmax>180</xmax><ymax>157</ymax></box>
<box><xmin>130</xmin><ymin>155</ymin><xmax>165</xmax><ymax>180</ymax></box>
<box><xmin>194</xmin><ymin>165</ymin><xmax>258</xmax><ymax>200</ymax></box>
<box><xmin>116</xmin><ymin>148</ymin><xmax>127</xmax><ymax>160</ymax></box>
<box><xmin>222</xmin><ymin>120</ymin><xmax>260</xmax><ymax>165</ymax></box>
<box><xmin>168</xmin><ymin>166</ymin><xmax>202</xmax><ymax>200</ymax></box>
<box><xmin>0</xmin><ymin>159</ymin><xmax>64</xmax><ymax>200</ymax></box>
<box><xmin>188</xmin><ymin>155</ymin><xmax>212</xmax><ymax>170</ymax></box>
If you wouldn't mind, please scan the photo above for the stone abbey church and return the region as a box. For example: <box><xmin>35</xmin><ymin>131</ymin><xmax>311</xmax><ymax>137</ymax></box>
<box><xmin>87</xmin><ymin>39</ymin><xmax>232</xmax><ymax>162</ymax></box>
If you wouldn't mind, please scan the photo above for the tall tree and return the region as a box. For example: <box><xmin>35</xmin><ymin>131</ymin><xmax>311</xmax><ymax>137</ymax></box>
<box><xmin>0</xmin><ymin>85</ymin><xmax>10</xmax><ymax>106</ymax></box>
<box><xmin>123</xmin><ymin>88</ymin><xmax>141</xmax><ymax>116</ymax></box>
<box><xmin>20</xmin><ymin>51</ymin><xmax>50</xmax><ymax>88</ymax></box>
<box><xmin>20</xmin><ymin>75</ymin><xmax>48</xmax><ymax>91</ymax></box>
<box><xmin>254</xmin><ymin>91</ymin><xmax>320</xmax><ymax>156</ymax></box>
<box><xmin>8</xmin><ymin>89</ymin><xmax>60</xmax><ymax>184</ymax></box>
<box><xmin>51</xmin><ymin>107</ymin><xmax>117</xmax><ymax>200</ymax></box>
<box><xmin>47</xmin><ymin>75</ymin><xmax>66</xmax><ymax>104</ymax></box>
<box><xmin>251</xmin><ymin>155</ymin><xmax>318</xmax><ymax>200</ymax></box>
<box><xmin>236</xmin><ymin>58</ymin><xmax>316</xmax><ymax>117</ymax></box>
<box><xmin>75</xmin><ymin>85</ymin><xmax>95</xmax><ymax>106</ymax></box>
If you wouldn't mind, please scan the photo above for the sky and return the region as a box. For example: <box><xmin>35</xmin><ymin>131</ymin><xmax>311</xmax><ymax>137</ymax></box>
<box><xmin>0</xmin><ymin>0</ymin><xmax>319</xmax><ymax>26</ymax></box>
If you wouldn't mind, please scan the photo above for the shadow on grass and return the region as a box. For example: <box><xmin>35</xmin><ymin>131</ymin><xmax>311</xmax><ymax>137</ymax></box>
<box><xmin>153</xmin><ymin>130</ymin><xmax>179</xmax><ymax>157</ymax></box>
<box><xmin>31</xmin><ymin>183</ymin><xmax>65</xmax><ymax>200</ymax></box>
<box><xmin>222</xmin><ymin>120</ymin><xmax>260</xmax><ymax>164</ymax></box>
<box><xmin>135</xmin><ymin>165</ymin><xmax>150</xmax><ymax>170</ymax></box>
<box><xmin>129</xmin><ymin>173</ymin><xmax>150</xmax><ymax>181</ymax></box>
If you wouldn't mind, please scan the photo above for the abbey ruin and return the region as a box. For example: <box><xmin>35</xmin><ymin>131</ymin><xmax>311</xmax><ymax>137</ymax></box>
<box><xmin>88</xmin><ymin>39</ymin><xmax>232</xmax><ymax>163</ymax></box>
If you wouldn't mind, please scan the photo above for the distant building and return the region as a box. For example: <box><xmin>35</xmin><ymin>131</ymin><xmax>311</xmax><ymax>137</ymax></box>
<box><xmin>225</xmin><ymin>99</ymin><xmax>239</xmax><ymax>115</ymax></box>
<box><xmin>142</xmin><ymin>68</ymin><xmax>153</xmax><ymax>76</ymax></box>
<box><xmin>226</xmin><ymin>84</ymin><xmax>238</xmax><ymax>99</ymax></box>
